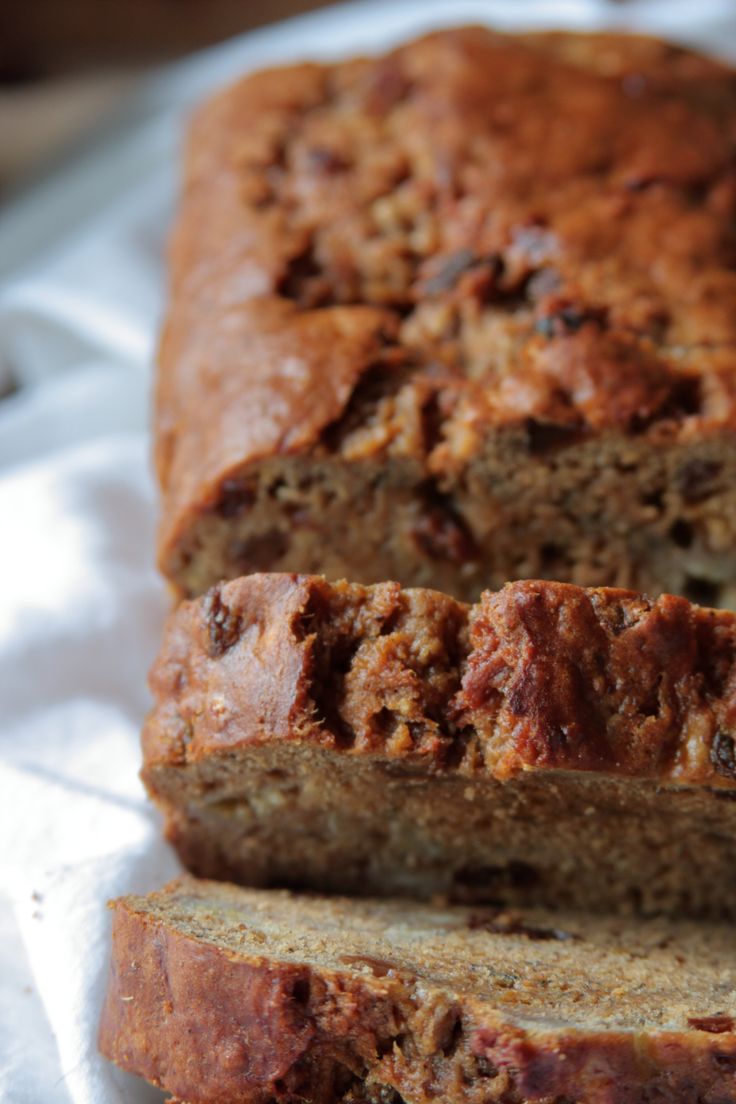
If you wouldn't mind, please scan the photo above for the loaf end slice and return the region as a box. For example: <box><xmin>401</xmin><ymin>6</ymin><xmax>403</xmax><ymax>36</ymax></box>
<box><xmin>142</xmin><ymin>573</ymin><xmax>736</xmax><ymax>918</ymax></box>
<box><xmin>99</xmin><ymin>877</ymin><xmax>736</xmax><ymax>1104</ymax></box>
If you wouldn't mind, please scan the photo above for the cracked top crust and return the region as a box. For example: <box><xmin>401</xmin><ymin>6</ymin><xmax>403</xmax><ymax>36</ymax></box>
<box><xmin>143</xmin><ymin>575</ymin><xmax>736</xmax><ymax>790</ymax></box>
<box><xmin>157</xmin><ymin>26</ymin><xmax>736</xmax><ymax>557</ymax></box>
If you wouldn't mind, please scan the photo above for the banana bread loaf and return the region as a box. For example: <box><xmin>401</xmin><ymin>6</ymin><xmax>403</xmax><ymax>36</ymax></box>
<box><xmin>99</xmin><ymin>876</ymin><xmax>736</xmax><ymax>1104</ymax></box>
<box><xmin>158</xmin><ymin>26</ymin><xmax>736</xmax><ymax>604</ymax></box>
<box><xmin>142</xmin><ymin>574</ymin><xmax>736</xmax><ymax>918</ymax></box>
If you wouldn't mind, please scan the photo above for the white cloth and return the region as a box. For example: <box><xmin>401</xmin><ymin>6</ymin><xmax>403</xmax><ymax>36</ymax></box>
<box><xmin>1</xmin><ymin>2</ymin><xmax>734</xmax><ymax>1101</ymax></box>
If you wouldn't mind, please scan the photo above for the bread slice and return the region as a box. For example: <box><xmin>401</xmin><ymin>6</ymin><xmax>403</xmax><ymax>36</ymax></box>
<box><xmin>142</xmin><ymin>574</ymin><xmax>736</xmax><ymax>918</ymax></box>
<box><xmin>99</xmin><ymin>876</ymin><xmax>736</xmax><ymax>1104</ymax></box>
<box><xmin>157</xmin><ymin>26</ymin><xmax>736</xmax><ymax>605</ymax></box>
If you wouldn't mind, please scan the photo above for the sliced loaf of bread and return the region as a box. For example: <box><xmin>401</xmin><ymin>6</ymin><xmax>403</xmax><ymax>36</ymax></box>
<box><xmin>157</xmin><ymin>27</ymin><xmax>736</xmax><ymax>607</ymax></box>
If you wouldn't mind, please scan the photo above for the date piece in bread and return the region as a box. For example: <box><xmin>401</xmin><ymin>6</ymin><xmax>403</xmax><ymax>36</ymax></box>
<box><xmin>158</xmin><ymin>27</ymin><xmax>736</xmax><ymax>604</ymax></box>
<box><xmin>142</xmin><ymin>574</ymin><xmax>736</xmax><ymax>919</ymax></box>
<box><xmin>99</xmin><ymin>876</ymin><xmax>736</xmax><ymax>1104</ymax></box>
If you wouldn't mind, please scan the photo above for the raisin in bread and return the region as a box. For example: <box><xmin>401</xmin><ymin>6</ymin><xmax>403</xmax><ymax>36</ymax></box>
<box><xmin>99</xmin><ymin>876</ymin><xmax>736</xmax><ymax>1104</ymax></box>
<box><xmin>157</xmin><ymin>27</ymin><xmax>736</xmax><ymax>604</ymax></box>
<box><xmin>142</xmin><ymin>574</ymin><xmax>736</xmax><ymax>918</ymax></box>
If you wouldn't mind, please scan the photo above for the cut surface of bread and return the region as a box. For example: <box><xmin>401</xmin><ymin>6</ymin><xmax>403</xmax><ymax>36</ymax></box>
<box><xmin>99</xmin><ymin>877</ymin><xmax>736</xmax><ymax>1104</ymax></box>
<box><xmin>143</xmin><ymin>574</ymin><xmax>736</xmax><ymax>918</ymax></box>
<box><xmin>158</xmin><ymin>25</ymin><xmax>736</xmax><ymax>604</ymax></box>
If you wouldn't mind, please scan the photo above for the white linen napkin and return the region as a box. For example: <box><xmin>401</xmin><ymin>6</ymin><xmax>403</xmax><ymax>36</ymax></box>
<box><xmin>1</xmin><ymin>2</ymin><xmax>734</xmax><ymax>1100</ymax></box>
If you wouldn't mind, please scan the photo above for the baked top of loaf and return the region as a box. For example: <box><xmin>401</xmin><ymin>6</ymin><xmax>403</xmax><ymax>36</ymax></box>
<box><xmin>144</xmin><ymin>574</ymin><xmax>736</xmax><ymax>789</ymax></box>
<box><xmin>158</xmin><ymin>25</ymin><xmax>736</xmax><ymax>570</ymax></box>
<box><xmin>100</xmin><ymin>877</ymin><xmax>736</xmax><ymax>1103</ymax></box>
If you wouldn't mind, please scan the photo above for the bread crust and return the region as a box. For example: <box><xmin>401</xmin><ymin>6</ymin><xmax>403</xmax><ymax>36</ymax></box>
<box><xmin>156</xmin><ymin>27</ymin><xmax>736</xmax><ymax>602</ymax></box>
<box><xmin>144</xmin><ymin>574</ymin><xmax>736</xmax><ymax>789</ymax></box>
<box><xmin>99</xmin><ymin>878</ymin><xmax>736</xmax><ymax>1104</ymax></box>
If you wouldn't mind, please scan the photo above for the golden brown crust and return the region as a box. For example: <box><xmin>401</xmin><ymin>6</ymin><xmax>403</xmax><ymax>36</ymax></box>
<box><xmin>156</xmin><ymin>26</ymin><xmax>736</xmax><ymax>600</ymax></box>
<box><xmin>461</xmin><ymin>581</ymin><xmax>736</xmax><ymax>782</ymax></box>
<box><xmin>99</xmin><ymin>878</ymin><xmax>736</xmax><ymax>1104</ymax></box>
<box><xmin>144</xmin><ymin>574</ymin><xmax>736</xmax><ymax>790</ymax></box>
<box><xmin>99</xmin><ymin>909</ymin><xmax>320</xmax><ymax>1103</ymax></box>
